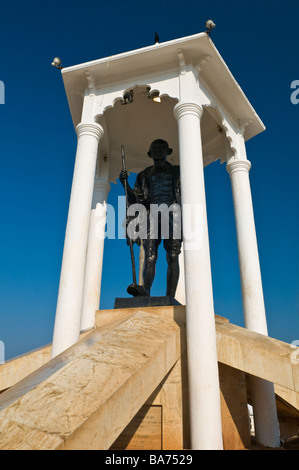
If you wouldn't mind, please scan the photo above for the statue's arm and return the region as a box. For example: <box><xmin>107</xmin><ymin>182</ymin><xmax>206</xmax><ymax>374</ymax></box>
<box><xmin>134</xmin><ymin>171</ymin><xmax>149</xmax><ymax>206</ymax></box>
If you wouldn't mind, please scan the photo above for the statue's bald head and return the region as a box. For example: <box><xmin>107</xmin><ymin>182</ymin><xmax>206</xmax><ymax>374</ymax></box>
<box><xmin>147</xmin><ymin>139</ymin><xmax>173</xmax><ymax>159</ymax></box>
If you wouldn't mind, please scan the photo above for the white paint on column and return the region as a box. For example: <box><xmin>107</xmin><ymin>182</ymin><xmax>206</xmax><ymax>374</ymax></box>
<box><xmin>227</xmin><ymin>157</ymin><xmax>280</xmax><ymax>448</ymax></box>
<box><xmin>80</xmin><ymin>176</ymin><xmax>110</xmax><ymax>331</ymax></box>
<box><xmin>175</xmin><ymin>248</ymin><xmax>186</xmax><ymax>305</ymax></box>
<box><xmin>227</xmin><ymin>159</ymin><xmax>268</xmax><ymax>334</ymax></box>
<box><xmin>51</xmin><ymin>122</ymin><xmax>104</xmax><ymax>358</ymax></box>
<box><xmin>174</xmin><ymin>100</ymin><xmax>223</xmax><ymax>450</ymax></box>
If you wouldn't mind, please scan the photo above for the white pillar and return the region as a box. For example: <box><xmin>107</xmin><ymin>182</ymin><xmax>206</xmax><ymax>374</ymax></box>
<box><xmin>52</xmin><ymin>122</ymin><xmax>104</xmax><ymax>358</ymax></box>
<box><xmin>80</xmin><ymin>177</ymin><xmax>110</xmax><ymax>331</ymax></box>
<box><xmin>227</xmin><ymin>157</ymin><xmax>280</xmax><ymax>448</ymax></box>
<box><xmin>174</xmin><ymin>101</ymin><xmax>223</xmax><ymax>450</ymax></box>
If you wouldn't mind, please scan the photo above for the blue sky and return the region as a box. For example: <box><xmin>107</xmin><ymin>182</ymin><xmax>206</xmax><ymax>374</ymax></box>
<box><xmin>0</xmin><ymin>0</ymin><xmax>298</xmax><ymax>360</ymax></box>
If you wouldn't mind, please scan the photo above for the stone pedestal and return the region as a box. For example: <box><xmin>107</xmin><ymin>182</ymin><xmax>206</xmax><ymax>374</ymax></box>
<box><xmin>114</xmin><ymin>296</ymin><xmax>181</xmax><ymax>309</ymax></box>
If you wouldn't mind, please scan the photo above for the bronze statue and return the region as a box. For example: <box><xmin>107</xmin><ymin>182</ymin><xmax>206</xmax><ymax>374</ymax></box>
<box><xmin>120</xmin><ymin>139</ymin><xmax>182</xmax><ymax>298</ymax></box>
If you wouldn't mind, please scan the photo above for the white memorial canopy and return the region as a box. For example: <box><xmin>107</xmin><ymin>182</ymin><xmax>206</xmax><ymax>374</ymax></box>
<box><xmin>61</xmin><ymin>32</ymin><xmax>265</xmax><ymax>182</ymax></box>
<box><xmin>51</xmin><ymin>31</ymin><xmax>280</xmax><ymax>449</ymax></box>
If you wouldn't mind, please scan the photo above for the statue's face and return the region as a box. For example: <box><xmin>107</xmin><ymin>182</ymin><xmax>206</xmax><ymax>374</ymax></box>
<box><xmin>149</xmin><ymin>140</ymin><xmax>168</xmax><ymax>160</ymax></box>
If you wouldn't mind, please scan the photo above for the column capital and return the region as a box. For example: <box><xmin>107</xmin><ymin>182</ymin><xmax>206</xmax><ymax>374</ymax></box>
<box><xmin>76</xmin><ymin>122</ymin><xmax>104</xmax><ymax>141</ymax></box>
<box><xmin>173</xmin><ymin>101</ymin><xmax>203</xmax><ymax>121</ymax></box>
<box><xmin>226</xmin><ymin>159</ymin><xmax>251</xmax><ymax>176</ymax></box>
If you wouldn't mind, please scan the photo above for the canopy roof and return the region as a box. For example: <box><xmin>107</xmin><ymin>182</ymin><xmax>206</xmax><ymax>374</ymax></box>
<box><xmin>61</xmin><ymin>32</ymin><xmax>265</xmax><ymax>142</ymax></box>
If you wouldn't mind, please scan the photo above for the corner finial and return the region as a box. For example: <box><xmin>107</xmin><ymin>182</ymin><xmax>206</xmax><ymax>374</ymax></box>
<box><xmin>205</xmin><ymin>20</ymin><xmax>216</xmax><ymax>35</ymax></box>
<box><xmin>51</xmin><ymin>57</ymin><xmax>63</xmax><ymax>70</ymax></box>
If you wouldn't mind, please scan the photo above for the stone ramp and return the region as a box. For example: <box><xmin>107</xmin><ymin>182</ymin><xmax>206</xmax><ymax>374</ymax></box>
<box><xmin>0</xmin><ymin>310</ymin><xmax>184</xmax><ymax>450</ymax></box>
<box><xmin>215</xmin><ymin>318</ymin><xmax>299</xmax><ymax>393</ymax></box>
<box><xmin>100</xmin><ymin>307</ymin><xmax>299</xmax><ymax>394</ymax></box>
<box><xmin>0</xmin><ymin>306</ymin><xmax>298</xmax><ymax>450</ymax></box>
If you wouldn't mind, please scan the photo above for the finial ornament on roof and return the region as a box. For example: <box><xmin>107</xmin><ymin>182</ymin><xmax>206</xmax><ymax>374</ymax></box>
<box><xmin>205</xmin><ymin>19</ymin><xmax>216</xmax><ymax>34</ymax></box>
<box><xmin>51</xmin><ymin>57</ymin><xmax>63</xmax><ymax>70</ymax></box>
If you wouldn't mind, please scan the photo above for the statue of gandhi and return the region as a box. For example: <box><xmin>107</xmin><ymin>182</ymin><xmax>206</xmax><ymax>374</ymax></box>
<box><xmin>120</xmin><ymin>139</ymin><xmax>182</xmax><ymax>298</ymax></box>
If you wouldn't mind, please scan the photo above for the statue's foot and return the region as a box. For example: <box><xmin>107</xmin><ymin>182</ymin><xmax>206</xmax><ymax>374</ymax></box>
<box><xmin>127</xmin><ymin>283</ymin><xmax>149</xmax><ymax>297</ymax></box>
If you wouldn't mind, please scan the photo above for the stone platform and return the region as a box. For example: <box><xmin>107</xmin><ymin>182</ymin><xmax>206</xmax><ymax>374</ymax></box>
<box><xmin>114</xmin><ymin>296</ymin><xmax>181</xmax><ymax>309</ymax></box>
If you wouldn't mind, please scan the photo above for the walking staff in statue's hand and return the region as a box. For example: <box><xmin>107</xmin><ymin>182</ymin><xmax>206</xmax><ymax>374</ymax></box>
<box><xmin>119</xmin><ymin>139</ymin><xmax>182</xmax><ymax>298</ymax></box>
